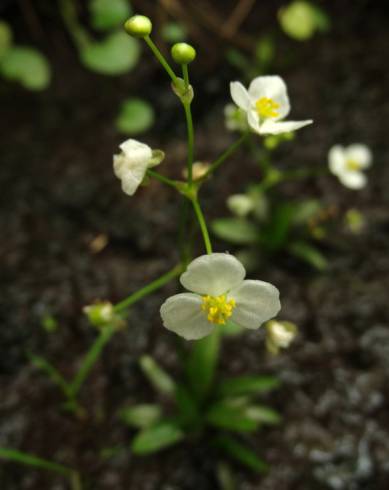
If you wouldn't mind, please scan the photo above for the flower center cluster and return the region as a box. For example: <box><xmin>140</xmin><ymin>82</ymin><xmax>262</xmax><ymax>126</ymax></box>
<box><xmin>345</xmin><ymin>159</ymin><xmax>361</xmax><ymax>172</ymax></box>
<box><xmin>255</xmin><ymin>97</ymin><xmax>280</xmax><ymax>119</ymax></box>
<box><xmin>201</xmin><ymin>294</ymin><xmax>236</xmax><ymax>325</ymax></box>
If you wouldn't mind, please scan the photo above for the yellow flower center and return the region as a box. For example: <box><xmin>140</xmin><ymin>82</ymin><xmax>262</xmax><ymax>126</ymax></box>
<box><xmin>345</xmin><ymin>159</ymin><xmax>361</xmax><ymax>171</ymax></box>
<box><xmin>255</xmin><ymin>97</ymin><xmax>280</xmax><ymax>119</ymax></box>
<box><xmin>201</xmin><ymin>294</ymin><xmax>236</xmax><ymax>325</ymax></box>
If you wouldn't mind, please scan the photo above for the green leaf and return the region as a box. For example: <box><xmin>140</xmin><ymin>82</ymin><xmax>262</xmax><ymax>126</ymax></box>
<box><xmin>119</xmin><ymin>404</ymin><xmax>162</xmax><ymax>428</ymax></box>
<box><xmin>291</xmin><ymin>199</ymin><xmax>321</xmax><ymax>225</ymax></box>
<box><xmin>206</xmin><ymin>402</ymin><xmax>259</xmax><ymax>432</ymax></box>
<box><xmin>139</xmin><ymin>355</ymin><xmax>176</xmax><ymax>396</ymax></box>
<box><xmin>0</xmin><ymin>46</ymin><xmax>51</xmax><ymax>90</ymax></box>
<box><xmin>175</xmin><ymin>384</ymin><xmax>199</xmax><ymax>425</ymax></box>
<box><xmin>161</xmin><ymin>22</ymin><xmax>187</xmax><ymax>43</ymax></box>
<box><xmin>217</xmin><ymin>375</ymin><xmax>280</xmax><ymax>398</ymax></box>
<box><xmin>186</xmin><ymin>329</ymin><xmax>220</xmax><ymax>402</ymax></box>
<box><xmin>211</xmin><ymin>218</ymin><xmax>258</xmax><ymax>245</ymax></box>
<box><xmin>80</xmin><ymin>32</ymin><xmax>140</xmax><ymax>75</ymax></box>
<box><xmin>214</xmin><ymin>435</ymin><xmax>268</xmax><ymax>473</ymax></box>
<box><xmin>90</xmin><ymin>0</ymin><xmax>132</xmax><ymax>31</ymax></box>
<box><xmin>131</xmin><ymin>423</ymin><xmax>184</xmax><ymax>455</ymax></box>
<box><xmin>0</xmin><ymin>21</ymin><xmax>12</xmax><ymax>60</ymax></box>
<box><xmin>0</xmin><ymin>448</ymin><xmax>73</xmax><ymax>476</ymax></box>
<box><xmin>289</xmin><ymin>241</ymin><xmax>328</xmax><ymax>271</ymax></box>
<box><xmin>245</xmin><ymin>405</ymin><xmax>282</xmax><ymax>425</ymax></box>
<box><xmin>116</xmin><ymin>98</ymin><xmax>155</xmax><ymax>135</ymax></box>
<box><xmin>261</xmin><ymin>203</ymin><xmax>294</xmax><ymax>251</ymax></box>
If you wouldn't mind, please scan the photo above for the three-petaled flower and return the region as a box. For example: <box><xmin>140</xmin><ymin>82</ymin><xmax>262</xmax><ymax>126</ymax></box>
<box><xmin>328</xmin><ymin>144</ymin><xmax>372</xmax><ymax>190</ymax></box>
<box><xmin>160</xmin><ymin>253</ymin><xmax>281</xmax><ymax>340</ymax></box>
<box><xmin>113</xmin><ymin>139</ymin><xmax>164</xmax><ymax>196</ymax></box>
<box><xmin>230</xmin><ymin>75</ymin><xmax>312</xmax><ymax>135</ymax></box>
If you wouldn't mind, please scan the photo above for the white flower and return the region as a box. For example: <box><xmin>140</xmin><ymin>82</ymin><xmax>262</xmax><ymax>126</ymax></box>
<box><xmin>328</xmin><ymin>144</ymin><xmax>372</xmax><ymax>190</ymax></box>
<box><xmin>113</xmin><ymin>139</ymin><xmax>163</xmax><ymax>196</ymax></box>
<box><xmin>160</xmin><ymin>253</ymin><xmax>281</xmax><ymax>340</ymax></box>
<box><xmin>229</xmin><ymin>75</ymin><xmax>312</xmax><ymax>135</ymax></box>
<box><xmin>265</xmin><ymin>320</ymin><xmax>297</xmax><ymax>355</ymax></box>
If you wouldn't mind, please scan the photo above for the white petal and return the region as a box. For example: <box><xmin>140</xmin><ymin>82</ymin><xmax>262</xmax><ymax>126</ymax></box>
<box><xmin>247</xmin><ymin>109</ymin><xmax>261</xmax><ymax>133</ymax></box>
<box><xmin>160</xmin><ymin>293</ymin><xmax>214</xmax><ymax>340</ymax></box>
<box><xmin>328</xmin><ymin>145</ymin><xmax>346</xmax><ymax>175</ymax></box>
<box><xmin>259</xmin><ymin>119</ymin><xmax>313</xmax><ymax>135</ymax></box>
<box><xmin>230</xmin><ymin>82</ymin><xmax>250</xmax><ymax>111</ymax></box>
<box><xmin>119</xmin><ymin>139</ymin><xmax>152</xmax><ymax>166</ymax></box>
<box><xmin>229</xmin><ymin>280</ymin><xmax>281</xmax><ymax>329</ymax></box>
<box><xmin>180</xmin><ymin>253</ymin><xmax>246</xmax><ymax>297</ymax></box>
<box><xmin>113</xmin><ymin>153</ymin><xmax>127</xmax><ymax>179</ymax></box>
<box><xmin>345</xmin><ymin>144</ymin><xmax>372</xmax><ymax>169</ymax></box>
<box><xmin>248</xmin><ymin>75</ymin><xmax>290</xmax><ymax>119</ymax></box>
<box><xmin>338</xmin><ymin>171</ymin><xmax>367</xmax><ymax>190</ymax></box>
<box><xmin>120</xmin><ymin>168</ymin><xmax>146</xmax><ymax>195</ymax></box>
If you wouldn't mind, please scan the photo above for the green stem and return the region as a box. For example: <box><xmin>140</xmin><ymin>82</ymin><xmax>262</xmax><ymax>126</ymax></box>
<box><xmin>69</xmin><ymin>325</ymin><xmax>115</xmax><ymax>398</ymax></box>
<box><xmin>201</xmin><ymin>133</ymin><xmax>248</xmax><ymax>181</ymax></box>
<box><xmin>114</xmin><ymin>264</ymin><xmax>183</xmax><ymax>313</ymax></box>
<box><xmin>144</xmin><ymin>35</ymin><xmax>178</xmax><ymax>84</ymax></box>
<box><xmin>181</xmin><ymin>65</ymin><xmax>195</xmax><ymax>186</ymax></box>
<box><xmin>247</xmin><ymin>133</ymin><xmax>271</xmax><ymax>174</ymax></box>
<box><xmin>59</xmin><ymin>0</ymin><xmax>90</xmax><ymax>50</ymax></box>
<box><xmin>147</xmin><ymin>169</ymin><xmax>179</xmax><ymax>190</ymax></box>
<box><xmin>191</xmin><ymin>199</ymin><xmax>213</xmax><ymax>254</ymax></box>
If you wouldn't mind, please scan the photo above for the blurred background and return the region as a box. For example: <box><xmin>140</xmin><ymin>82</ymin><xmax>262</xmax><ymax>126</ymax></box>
<box><xmin>1</xmin><ymin>0</ymin><xmax>389</xmax><ymax>488</ymax></box>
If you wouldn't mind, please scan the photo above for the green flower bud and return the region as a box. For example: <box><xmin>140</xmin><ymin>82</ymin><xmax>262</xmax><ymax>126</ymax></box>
<box><xmin>83</xmin><ymin>301</ymin><xmax>124</xmax><ymax>330</ymax></box>
<box><xmin>171</xmin><ymin>43</ymin><xmax>196</xmax><ymax>64</ymax></box>
<box><xmin>124</xmin><ymin>15</ymin><xmax>152</xmax><ymax>38</ymax></box>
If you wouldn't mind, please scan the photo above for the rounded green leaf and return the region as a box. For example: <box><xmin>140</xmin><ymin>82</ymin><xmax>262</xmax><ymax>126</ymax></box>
<box><xmin>211</xmin><ymin>218</ymin><xmax>259</xmax><ymax>245</ymax></box>
<box><xmin>90</xmin><ymin>0</ymin><xmax>132</xmax><ymax>31</ymax></box>
<box><xmin>116</xmin><ymin>98</ymin><xmax>155</xmax><ymax>134</ymax></box>
<box><xmin>0</xmin><ymin>46</ymin><xmax>51</xmax><ymax>90</ymax></box>
<box><xmin>80</xmin><ymin>32</ymin><xmax>140</xmax><ymax>75</ymax></box>
<box><xmin>0</xmin><ymin>21</ymin><xmax>12</xmax><ymax>60</ymax></box>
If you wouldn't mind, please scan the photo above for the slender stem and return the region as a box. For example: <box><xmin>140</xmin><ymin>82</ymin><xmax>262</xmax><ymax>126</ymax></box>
<box><xmin>147</xmin><ymin>169</ymin><xmax>179</xmax><ymax>190</ymax></box>
<box><xmin>201</xmin><ymin>133</ymin><xmax>248</xmax><ymax>181</ymax></box>
<box><xmin>114</xmin><ymin>264</ymin><xmax>183</xmax><ymax>313</ymax></box>
<box><xmin>144</xmin><ymin>35</ymin><xmax>178</xmax><ymax>84</ymax></box>
<box><xmin>247</xmin><ymin>133</ymin><xmax>271</xmax><ymax>174</ymax></box>
<box><xmin>59</xmin><ymin>0</ymin><xmax>90</xmax><ymax>49</ymax></box>
<box><xmin>0</xmin><ymin>448</ymin><xmax>73</xmax><ymax>477</ymax></box>
<box><xmin>181</xmin><ymin>65</ymin><xmax>195</xmax><ymax>186</ymax></box>
<box><xmin>69</xmin><ymin>326</ymin><xmax>114</xmax><ymax>398</ymax></box>
<box><xmin>191</xmin><ymin>199</ymin><xmax>213</xmax><ymax>254</ymax></box>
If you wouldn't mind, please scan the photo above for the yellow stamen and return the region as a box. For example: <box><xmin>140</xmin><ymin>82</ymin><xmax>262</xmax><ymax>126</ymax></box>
<box><xmin>345</xmin><ymin>159</ymin><xmax>361</xmax><ymax>171</ymax></box>
<box><xmin>201</xmin><ymin>294</ymin><xmax>236</xmax><ymax>325</ymax></box>
<box><xmin>255</xmin><ymin>97</ymin><xmax>280</xmax><ymax>119</ymax></box>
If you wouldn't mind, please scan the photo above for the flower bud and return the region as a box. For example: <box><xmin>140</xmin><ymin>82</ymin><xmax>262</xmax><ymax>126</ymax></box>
<box><xmin>171</xmin><ymin>42</ymin><xmax>196</xmax><ymax>64</ymax></box>
<box><xmin>227</xmin><ymin>194</ymin><xmax>254</xmax><ymax>218</ymax></box>
<box><xmin>265</xmin><ymin>320</ymin><xmax>297</xmax><ymax>355</ymax></box>
<box><xmin>83</xmin><ymin>301</ymin><xmax>117</xmax><ymax>329</ymax></box>
<box><xmin>124</xmin><ymin>15</ymin><xmax>152</xmax><ymax>38</ymax></box>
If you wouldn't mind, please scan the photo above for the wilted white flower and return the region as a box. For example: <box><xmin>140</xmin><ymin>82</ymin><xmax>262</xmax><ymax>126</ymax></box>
<box><xmin>328</xmin><ymin>144</ymin><xmax>372</xmax><ymax>190</ymax></box>
<box><xmin>265</xmin><ymin>320</ymin><xmax>297</xmax><ymax>354</ymax></box>
<box><xmin>182</xmin><ymin>161</ymin><xmax>210</xmax><ymax>180</ymax></box>
<box><xmin>227</xmin><ymin>194</ymin><xmax>254</xmax><ymax>217</ymax></box>
<box><xmin>224</xmin><ymin>103</ymin><xmax>249</xmax><ymax>132</ymax></box>
<box><xmin>230</xmin><ymin>75</ymin><xmax>312</xmax><ymax>135</ymax></box>
<box><xmin>160</xmin><ymin>253</ymin><xmax>281</xmax><ymax>340</ymax></box>
<box><xmin>113</xmin><ymin>139</ymin><xmax>164</xmax><ymax>196</ymax></box>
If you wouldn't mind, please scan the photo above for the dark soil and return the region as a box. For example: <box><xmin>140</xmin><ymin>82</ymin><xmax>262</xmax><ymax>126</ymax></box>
<box><xmin>1</xmin><ymin>1</ymin><xmax>389</xmax><ymax>489</ymax></box>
